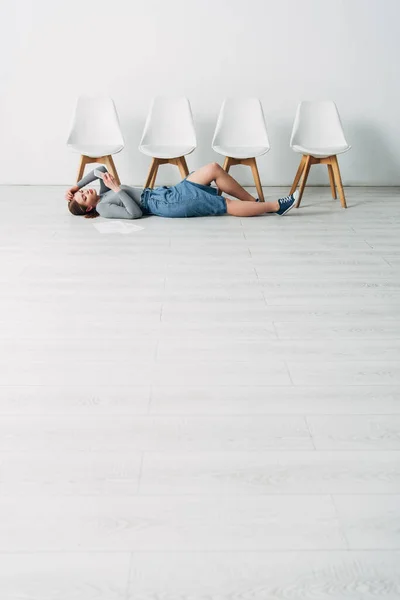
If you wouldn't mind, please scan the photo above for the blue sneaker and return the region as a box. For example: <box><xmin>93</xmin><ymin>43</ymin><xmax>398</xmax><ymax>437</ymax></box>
<box><xmin>276</xmin><ymin>191</ymin><xmax>299</xmax><ymax>215</ymax></box>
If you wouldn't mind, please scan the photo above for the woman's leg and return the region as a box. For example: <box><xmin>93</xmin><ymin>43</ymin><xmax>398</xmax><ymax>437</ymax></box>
<box><xmin>187</xmin><ymin>162</ymin><xmax>257</xmax><ymax>202</ymax></box>
<box><xmin>225</xmin><ymin>198</ymin><xmax>279</xmax><ymax>216</ymax></box>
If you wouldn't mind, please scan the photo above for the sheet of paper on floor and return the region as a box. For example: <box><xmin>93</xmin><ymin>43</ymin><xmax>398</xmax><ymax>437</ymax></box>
<box><xmin>92</xmin><ymin>220</ymin><xmax>145</xmax><ymax>234</ymax></box>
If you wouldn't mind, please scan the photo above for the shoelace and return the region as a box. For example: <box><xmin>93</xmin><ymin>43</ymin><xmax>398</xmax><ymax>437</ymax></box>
<box><xmin>279</xmin><ymin>195</ymin><xmax>293</xmax><ymax>204</ymax></box>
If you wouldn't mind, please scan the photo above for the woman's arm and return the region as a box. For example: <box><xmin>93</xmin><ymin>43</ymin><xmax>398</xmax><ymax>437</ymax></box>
<box><xmin>94</xmin><ymin>166</ymin><xmax>114</xmax><ymax>195</ymax></box>
<box><xmin>97</xmin><ymin>195</ymin><xmax>143</xmax><ymax>219</ymax></box>
<box><xmin>97</xmin><ymin>172</ymin><xmax>143</xmax><ymax>219</ymax></box>
<box><xmin>65</xmin><ymin>166</ymin><xmax>108</xmax><ymax>201</ymax></box>
<box><xmin>76</xmin><ymin>166</ymin><xmax>107</xmax><ymax>190</ymax></box>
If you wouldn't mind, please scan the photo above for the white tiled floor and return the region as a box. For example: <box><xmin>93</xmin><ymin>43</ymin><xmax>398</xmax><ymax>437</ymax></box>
<box><xmin>0</xmin><ymin>185</ymin><xmax>400</xmax><ymax>598</ymax></box>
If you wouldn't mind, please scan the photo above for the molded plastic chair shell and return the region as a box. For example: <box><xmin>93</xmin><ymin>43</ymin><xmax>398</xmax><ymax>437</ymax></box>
<box><xmin>67</xmin><ymin>96</ymin><xmax>124</xmax><ymax>158</ymax></box>
<box><xmin>212</xmin><ymin>98</ymin><xmax>270</xmax><ymax>159</ymax></box>
<box><xmin>139</xmin><ymin>97</ymin><xmax>197</xmax><ymax>159</ymax></box>
<box><xmin>290</xmin><ymin>101</ymin><xmax>351</xmax><ymax>158</ymax></box>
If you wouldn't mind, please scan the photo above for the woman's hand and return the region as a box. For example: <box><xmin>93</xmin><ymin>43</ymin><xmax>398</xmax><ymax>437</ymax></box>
<box><xmin>65</xmin><ymin>186</ymin><xmax>79</xmax><ymax>201</ymax></box>
<box><xmin>102</xmin><ymin>172</ymin><xmax>121</xmax><ymax>193</ymax></box>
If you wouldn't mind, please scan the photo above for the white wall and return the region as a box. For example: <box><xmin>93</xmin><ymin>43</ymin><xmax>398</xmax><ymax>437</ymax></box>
<box><xmin>0</xmin><ymin>0</ymin><xmax>399</xmax><ymax>186</ymax></box>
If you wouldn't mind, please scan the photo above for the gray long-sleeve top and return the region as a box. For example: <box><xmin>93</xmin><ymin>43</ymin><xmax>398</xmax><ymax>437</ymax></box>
<box><xmin>76</xmin><ymin>165</ymin><xmax>143</xmax><ymax>219</ymax></box>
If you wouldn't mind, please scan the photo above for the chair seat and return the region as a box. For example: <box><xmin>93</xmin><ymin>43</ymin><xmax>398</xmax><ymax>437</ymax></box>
<box><xmin>68</xmin><ymin>143</ymin><xmax>124</xmax><ymax>157</ymax></box>
<box><xmin>212</xmin><ymin>145</ymin><xmax>269</xmax><ymax>159</ymax></box>
<box><xmin>139</xmin><ymin>144</ymin><xmax>196</xmax><ymax>159</ymax></box>
<box><xmin>291</xmin><ymin>144</ymin><xmax>351</xmax><ymax>158</ymax></box>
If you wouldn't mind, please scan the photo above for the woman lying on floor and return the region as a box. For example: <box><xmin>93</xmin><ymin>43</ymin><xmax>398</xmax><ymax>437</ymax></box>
<box><xmin>66</xmin><ymin>162</ymin><xmax>299</xmax><ymax>219</ymax></box>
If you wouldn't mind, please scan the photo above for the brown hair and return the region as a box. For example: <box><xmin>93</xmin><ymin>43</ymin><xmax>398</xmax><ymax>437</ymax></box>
<box><xmin>68</xmin><ymin>199</ymin><xmax>99</xmax><ymax>219</ymax></box>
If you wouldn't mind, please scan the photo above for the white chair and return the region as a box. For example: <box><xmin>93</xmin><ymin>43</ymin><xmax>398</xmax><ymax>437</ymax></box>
<box><xmin>67</xmin><ymin>96</ymin><xmax>124</xmax><ymax>185</ymax></box>
<box><xmin>289</xmin><ymin>101</ymin><xmax>351</xmax><ymax>208</ymax></box>
<box><xmin>139</xmin><ymin>97</ymin><xmax>197</xmax><ymax>188</ymax></box>
<box><xmin>212</xmin><ymin>98</ymin><xmax>270</xmax><ymax>201</ymax></box>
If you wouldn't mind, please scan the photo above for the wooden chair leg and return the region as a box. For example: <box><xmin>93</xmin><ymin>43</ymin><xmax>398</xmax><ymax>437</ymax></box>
<box><xmin>182</xmin><ymin>156</ymin><xmax>190</xmax><ymax>177</ymax></box>
<box><xmin>296</xmin><ymin>155</ymin><xmax>312</xmax><ymax>208</ymax></box>
<box><xmin>249</xmin><ymin>157</ymin><xmax>264</xmax><ymax>202</ymax></box>
<box><xmin>222</xmin><ymin>156</ymin><xmax>231</xmax><ymax>173</ymax></box>
<box><xmin>144</xmin><ymin>158</ymin><xmax>158</xmax><ymax>188</ymax></box>
<box><xmin>76</xmin><ymin>155</ymin><xmax>89</xmax><ymax>183</ymax></box>
<box><xmin>330</xmin><ymin>155</ymin><xmax>347</xmax><ymax>208</ymax></box>
<box><xmin>176</xmin><ymin>156</ymin><xmax>189</xmax><ymax>180</ymax></box>
<box><xmin>327</xmin><ymin>162</ymin><xmax>337</xmax><ymax>199</ymax></box>
<box><xmin>290</xmin><ymin>155</ymin><xmax>306</xmax><ymax>195</ymax></box>
<box><xmin>103</xmin><ymin>155</ymin><xmax>121</xmax><ymax>186</ymax></box>
<box><xmin>218</xmin><ymin>157</ymin><xmax>231</xmax><ymax>195</ymax></box>
<box><xmin>149</xmin><ymin>161</ymin><xmax>159</xmax><ymax>188</ymax></box>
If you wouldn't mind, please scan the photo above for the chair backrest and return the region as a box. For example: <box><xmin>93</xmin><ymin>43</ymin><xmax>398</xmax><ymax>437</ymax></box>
<box><xmin>212</xmin><ymin>98</ymin><xmax>270</xmax><ymax>148</ymax></box>
<box><xmin>67</xmin><ymin>96</ymin><xmax>124</xmax><ymax>146</ymax></box>
<box><xmin>140</xmin><ymin>96</ymin><xmax>197</xmax><ymax>146</ymax></box>
<box><xmin>290</xmin><ymin>101</ymin><xmax>348</xmax><ymax>148</ymax></box>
